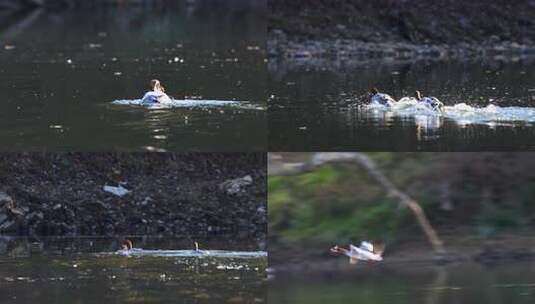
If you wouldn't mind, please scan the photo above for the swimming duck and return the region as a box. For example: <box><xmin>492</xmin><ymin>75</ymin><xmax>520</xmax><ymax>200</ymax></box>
<box><xmin>369</xmin><ymin>88</ymin><xmax>396</xmax><ymax>107</ymax></box>
<box><xmin>330</xmin><ymin>241</ymin><xmax>385</xmax><ymax>264</ymax></box>
<box><xmin>415</xmin><ymin>90</ymin><xmax>444</xmax><ymax>112</ymax></box>
<box><xmin>121</xmin><ymin>239</ymin><xmax>133</xmax><ymax>251</ymax></box>
<box><xmin>141</xmin><ymin>79</ymin><xmax>172</xmax><ymax>105</ymax></box>
<box><xmin>119</xmin><ymin>239</ymin><xmax>201</xmax><ymax>252</ymax></box>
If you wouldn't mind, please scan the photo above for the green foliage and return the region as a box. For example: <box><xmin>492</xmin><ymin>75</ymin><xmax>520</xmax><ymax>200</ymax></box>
<box><xmin>269</xmin><ymin>158</ymin><xmax>410</xmax><ymax>243</ymax></box>
<box><xmin>476</xmin><ymin>204</ymin><xmax>521</xmax><ymax>236</ymax></box>
<box><xmin>269</xmin><ymin>152</ymin><xmax>535</xmax><ymax>245</ymax></box>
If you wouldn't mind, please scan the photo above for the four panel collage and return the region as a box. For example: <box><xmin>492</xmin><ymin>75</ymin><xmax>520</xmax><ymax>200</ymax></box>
<box><xmin>1</xmin><ymin>0</ymin><xmax>535</xmax><ymax>303</ymax></box>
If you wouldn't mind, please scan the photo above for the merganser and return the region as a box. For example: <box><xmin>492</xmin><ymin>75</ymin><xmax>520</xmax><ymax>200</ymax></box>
<box><xmin>141</xmin><ymin>79</ymin><xmax>172</xmax><ymax>105</ymax></box>
<box><xmin>118</xmin><ymin>239</ymin><xmax>201</xmax><ymax>252</ymax></box>
<box><xmin>121</xmin><ymin>239</ymin><xmax>133</xmax><ymax>251</ymax></box>
<box><xmin>330</xmin><ymin>241</ymin><xmax>385</xmax><ymax>264</ymax></box>
<box><xmin>370</xmin><ymin>88</ymin><xmax>396</xmax><ymax>107</ymax></box>
<box><xmin>415</xmin><ymin>90</ymin><xmax>444</xmax><ymax>112</ymax></box>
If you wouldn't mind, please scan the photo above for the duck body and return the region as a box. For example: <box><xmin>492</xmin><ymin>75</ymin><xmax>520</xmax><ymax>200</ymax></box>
<box><xmin>370</xmin><ymin>92</ymin><xmax>396</xmax><ymax>107</ymax></box>
<box><xmin>419</xmin><ymin>96</ymin><xmax>443</xmax><ymax>112</ymax></box>
<box><xmin>349</xmin><ymin>243</ymin><xmax>383</xmax><ymax>261</ymax></box>
<box><xmin>415</xmin><ymin>91</ymin><xmax>443</xmax><ymax>112</ymax></box>
<box><xmin>331</xmin><ymin>241</ymin><xmax>385</xmax><ymax>264</ymax></box>
<box><xmin>141</xmin><ymin>90</ymin><xmax>172</xmax><ymax>105</ymax></box>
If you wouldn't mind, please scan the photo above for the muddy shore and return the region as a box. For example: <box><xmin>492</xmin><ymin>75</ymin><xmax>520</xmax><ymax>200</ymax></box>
<box><xmin>269</xmin><ymin>0</ymin><xmax>535</xmax><ymax>61</ymax></box>
<box><xmin>0</xmin><ymin>153</ymin><xmax>266</xmax><ymax>239</ymax></box>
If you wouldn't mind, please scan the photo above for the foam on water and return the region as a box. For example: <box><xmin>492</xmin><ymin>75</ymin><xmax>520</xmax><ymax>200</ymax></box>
<box><xmin>363</xmin><ymin>98</ymin><xmax>535</xmax><ymax>128</ymax></box>
<box><xmin>112</xmin><ymin>99</ymin><xmax>263</xmax><ymax>110</ymax></box>
<box><xmin>110</xmin><ymin>249</ymin><xmax>267</xmax><ymax>258</ymax></box>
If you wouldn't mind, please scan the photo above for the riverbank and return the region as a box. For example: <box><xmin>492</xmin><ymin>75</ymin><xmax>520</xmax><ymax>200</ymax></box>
<box><xmin>269</xmin><ymin>0</ymin><xmax>535</xmax><ymax>61</ymax></box>
<box><xmin>0</xmin><ymin>153</ymin><xmax>266</xmax><ymax>239</ymax></box>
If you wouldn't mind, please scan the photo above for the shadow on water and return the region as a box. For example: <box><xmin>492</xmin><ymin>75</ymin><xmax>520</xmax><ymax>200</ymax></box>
<box><xmin>0</xmin><ymin>1</ymin><xmax>266</xmax><ymax>151</ymax></box>
<box><xmin>269</xmin><ymin>58</ymin><xmax>535</xmax><ymax>151</ymax></box>
<box><xmin>269</xmin><ymin>262</ymin><xmax>535</xmax><ymax>304</ymax></box>
<box><xmin>0</xmin><ymin>236</ymin><xmax>267</xmax><ymax>303</ymax></box>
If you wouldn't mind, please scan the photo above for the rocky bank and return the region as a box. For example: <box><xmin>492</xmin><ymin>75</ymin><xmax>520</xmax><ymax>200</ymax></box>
<box><xmin>0</xmin><ymin>153</ymin><xmax>266</xmax><ymax>239</ymax></box>
<box><xmin>269</xmin><ymin>0</ymin><xmax>535</xmax><ymax>60</ymax></box>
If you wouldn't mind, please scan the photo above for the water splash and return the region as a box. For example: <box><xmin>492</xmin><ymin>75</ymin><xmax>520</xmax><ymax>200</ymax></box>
<box><xmin>112</xmin><ymin>99</ymin><xmax>264</xmax><ymax>110</ymax></box>
<box><xmin>108</xmin><ymin>249</ymin><xmax>267</xmax><ymax>258</ymax></box>
<box><xmin>363</xmin><ymin>98</ymin><xmax>535</xmax><ymax>128</ymax></box>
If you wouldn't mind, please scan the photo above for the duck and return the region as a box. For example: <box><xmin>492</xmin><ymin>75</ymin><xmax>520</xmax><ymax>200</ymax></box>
<box><xmin>118</xmin><ymin>239</ymin><xmax>201</xmax><ymax>252</ymax></box>
<box><xmin>415</xmin><ymin>90</ymin><xmax>444</xmax><ymax>112</ymax></box>
<box><xmin>330</xmin><ymin>241</ymin><xmax>385</xmax><ymax>264</ymax></box>
<box><xmin>369</xmin><ymin>88</ymin><xmax>396</xmax><ymax>107</ymax></box>
<box><xmin>121</xmin><ymin>239</ymin><xmax>133</xmax><ymax>251</ymax></box>
<box><xmin>141</xmin><ymin>79</ymin><xmax>173</xmax><ymax>105</ymax></box>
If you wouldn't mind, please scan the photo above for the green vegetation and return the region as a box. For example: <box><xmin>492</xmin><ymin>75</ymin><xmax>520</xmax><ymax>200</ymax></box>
<box><xmin>269</xmin><ymin>153</ymin><xmax>535</xmax><ymax>247</ymax></box>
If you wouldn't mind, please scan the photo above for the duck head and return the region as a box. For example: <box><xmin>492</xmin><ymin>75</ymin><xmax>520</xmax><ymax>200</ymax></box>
<box><xmin>121</xmin><ymin>239</ymin><xmax>133</xmax><ymax>250</ymax></box>
<box><xmin>330</xmin><ymin>245</ymin><xmax>349</xmax><ymax>255</ymax></box>
<box><xmin>415</xmin><ymin>90</ymin><xmax>422</xmax><ymax>100</ymax></box>
<box><xmin>369</xmin><ymin>87</ymin><xmax>379</xmax><ymax>96</ymax></box>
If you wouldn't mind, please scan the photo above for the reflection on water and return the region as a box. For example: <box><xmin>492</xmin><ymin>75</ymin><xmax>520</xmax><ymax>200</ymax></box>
<box><xmin>269</xmin><ymin>262</ymin><xmax>535</xmax><ymax>304</ymax></box>
<box><xmin>269</xmin><ymin>58</ymin><xmax>535</xmax><ymax>151</ymax></box>
<box><xmin>0</xmin><ymin>2</ymin><xmax>266</xmax><ymax>151</ymax></box>
<box><xmin>0</xmin><ymin>236</ymin><xmax>267</xmax><ymax>303</ymax></box>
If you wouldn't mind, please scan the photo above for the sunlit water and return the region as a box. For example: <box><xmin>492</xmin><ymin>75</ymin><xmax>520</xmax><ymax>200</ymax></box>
<box><xmin>0</xmin><ymin>236</ymin><xmax>267</xmax><ymax>304</ymax></box>
<box><xmin>269</xmin><ymin>58</ymin><xmax>535</xmax><ymax>151</ymax></box>
<box><xmin>0</xmin><ymin>2</ymin><xmax>266</xmax><ymax>151</ymax></box>
<box><xmin>112</xmin><ymin>98</ymin><xmax>264</xmax><ymax>110</ymax></box>
<box><xmin>362</xmin><ymin>100</ymin><xmax>535</xmax><ymax>128</ymax></box>
<box><xmin>269</xmin><ymin>262</ymin><xmax>535</xmax><ymax>304</ymax></box>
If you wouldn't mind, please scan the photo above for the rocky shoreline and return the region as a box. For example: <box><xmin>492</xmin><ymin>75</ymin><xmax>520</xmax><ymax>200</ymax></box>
<box><xmin>269</xmin><ymin>0</ymin><xmax>535</xmax><ymax>62</ymax></box>
<box><xmin>269</xmin><ymin>31</ymin><xmax>535</xmax><ymax>61</ymax></box>
<box><xmin>0</xmin><ymin>153</ymin><xmax>266</xmax><ymax>239</ymax></box>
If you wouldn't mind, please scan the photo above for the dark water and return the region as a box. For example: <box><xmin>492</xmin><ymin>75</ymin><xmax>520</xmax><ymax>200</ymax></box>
<box><xmin>0</xmin><ymin>236</ymin><xmax>267</xmax><ymax>304</ymax></box>
<box><xmin>0</xmin><ymin>2</ymin><xmax>266</xmax><ymax>151</ymax></box>
<box><xmin>269</xmin><ymin>58</ymin><xmax>535</xmax><ymax>151</ymax></box>
<box><xmin>269</xmin><ymin>262</ymin><xmax>535</xmax><ymax>304</ymax></box>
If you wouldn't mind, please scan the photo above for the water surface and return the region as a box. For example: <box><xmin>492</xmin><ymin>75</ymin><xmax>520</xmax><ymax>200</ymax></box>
<box><xmin>0</xmin><ymin>2</ymin><xmax>266</xmax><ymax>151</ymax></box>
<box><xmin>269</xmin><ymin>58</ymin><xmax>535</xmax><ymax>151</ymax></box>
<box><xmin>0</xmin><ymin>236</ymin><xmax>267</xmax><ymax>303</ymax></box>
<box><xmin>270</xmin><ymin>262</ymin><xmax>535</xmax><ymax>304</ymax></box>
